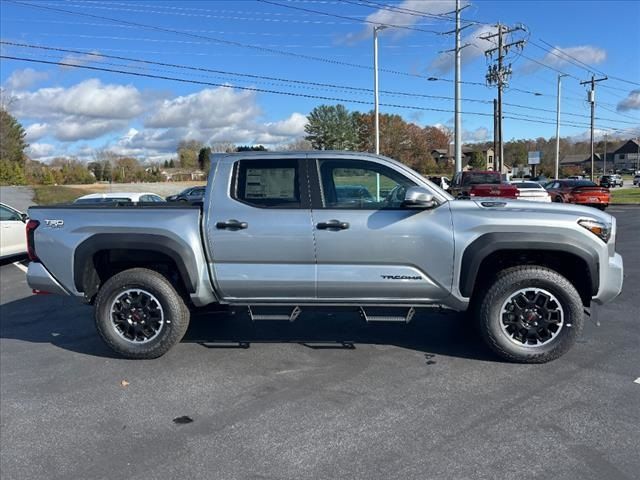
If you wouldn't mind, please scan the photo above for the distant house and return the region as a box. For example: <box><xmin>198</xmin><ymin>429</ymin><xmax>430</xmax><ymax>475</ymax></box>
<box><xmin>431</xmin><ymin>146</ymin><xmax>499</xmax><ymax>171</ymax></box>
<box><xmin>560</xmin><ymin>153</ymin><xmax>604</xmax><ymax>172</ymax></box>
<box><xmin>160</xmin><ymin>168</ymin><xmax>206</xmax><ymax>181</ymax></box>
<box><xmin>612</xmin><ymin>139</ymin><xmax>640</xmax><ymax>171</ymax></box>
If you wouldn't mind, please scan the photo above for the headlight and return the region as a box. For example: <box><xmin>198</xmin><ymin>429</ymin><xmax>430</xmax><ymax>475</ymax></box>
<box><xmin>578</xmin><ymin>219</ymin><xmax>611</xmax><ymax>243</ymax></box>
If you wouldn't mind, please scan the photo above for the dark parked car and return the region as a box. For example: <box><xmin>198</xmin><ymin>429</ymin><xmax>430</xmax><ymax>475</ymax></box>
<box><xmin>166</xmin><ymin>186</ymin><xmax>206</xmax><ymax>203</ymax></box>
<box><xmin>545</xmin><ymin>179</ymin><xmax>610</xmax><ymax>210</ymax></box>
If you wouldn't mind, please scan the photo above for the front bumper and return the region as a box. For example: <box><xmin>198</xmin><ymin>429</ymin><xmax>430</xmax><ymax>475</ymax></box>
<box><xmin>26</xmin><ymin>262</ymin><xmax>70</xmax><ymax>296</ymax></box>
<box><xmin>593</xmin><ymin>253</ymin><xmax>623</xmax><ymax>305</ymax></box>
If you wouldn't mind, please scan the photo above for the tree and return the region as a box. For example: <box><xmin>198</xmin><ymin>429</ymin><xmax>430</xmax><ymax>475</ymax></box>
<box><xmin>163</xmin><ymin>160</ymin><xmax>169</xmax><ymax>168</ymax></box>
<box><xmin>87</xmin><ymin>161</ymin><xmax>104</xmax><ymax>181</ymax></box>
<box><xmin>102</xmin><ymin>161</ymin><xmax>112</xmax><ymax>182</ymax></box>
<box><xmin>468</xmin><ymin>151</ymin><xmax>486</xmax><ymax>170</ymax></box>
<box><xmin>0</xmin><ymin>160</ymin><xmax>26</xmax><ymax>185</ymax></box>
<box><xmin>198</xmin><ymin>146</ymin><xmax>211</xmax><ymax>172</ymax></box>
<box><xmin>305</xmin><ymin>104</ymin><xmax>359</xmax><ymax>150</ymax></box>
<box><xmin>169</xmin><ymin>159</ymin><xmax>175</xmax><ymax>168</ymax></box>
<box><xmin>177</xmin><ymin>139</ymin><xmax>203</xmax><ymax>168</ymax></box>
<box><xmin>0</xmin><ymin>108</ymin><xmax>27</xmax><ymax>166</ymax></box>
<box><xmin>236</xmin><ymin>145</ymin><xmax>267</xmax><ymax>152</ymax></box>
<box><xmin>210</xmin><ymin>142</ymin><xmax>236</xmax><ymax>153</ymax></box>
<box><xmin>281</xmin><ymin>138</ymin><xmax>313</xmax><ymax>151</ymax></box>
<box><xmin>41</xmin><ymin>168</ymin><xmax>55</xmax><ymax>185</ymax></box>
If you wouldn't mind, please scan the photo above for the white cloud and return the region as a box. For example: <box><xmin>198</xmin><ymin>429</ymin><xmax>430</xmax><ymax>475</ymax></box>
<box><xmin>463</xmin><ymin>126</ymin><xmax>489</xmax><ymax>142</ymax></box>
<box><xmin>26</xmin><ymin>143</ymin><xmax>56</xmax><ymax>159</ymax></box>
<box><xmin>13</xmin><ymin>79</ymin><xmax>144</xmax><ymax>120</ymax></box>
<box><xmin>24</xmin><ymin>123</ymin><xmax>50</xmax><ymax>142</ymax></box>
<box><xmin>617</xmin><ymin>89</ymin><xmax>640</xmax><ymax>112</ymax></box>
<box><xmin>54</xmin><ymin>119</ymin><xmax>130</xmax><ymax>142</ymax></box>
<box><xmin>345</xmin><ymin>0</ymin><xmax>461</xmax><ymax>43</ymax></box>
<box><xmin>522</xmin><ymin>45</ymin><xmax>607</xmax><ymax>74</ymax></box>
<box><xmin>6</xmin><ymin>75</ymin><xmax>308</xmax><ymax>158</ymax></box>
<box><xmin>263</xmin><ymin>112</ymin><xmax>307</xmax><ymax>136</ymax></box>
<box><xmin>4</xmin><ymin>68</ymin><xmax>49</xmax><ymax>90</ymax></box>
<box><xmin>60</xmin><ymin>51</ymin><xmax>103</xmax><ymax>69</ymax></box>
<box><xmin>146</xmin><ymin>87</ymin><xmax>259</xmax><ymax>130</ymax></box>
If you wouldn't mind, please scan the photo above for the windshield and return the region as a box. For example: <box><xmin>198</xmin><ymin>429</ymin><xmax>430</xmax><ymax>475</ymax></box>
<box><xmin>463</xmin><ymin>172</ymin><xmax>501</xmax><ymax>185</ymax></box>
<box><xmin>513</xmin><ymin>182</ymin><xmax>542</xmax><ymax>189</ymax></box>
<box><xmin>74</xmin><ymin>197</ymin><xmax>132</xmax><ymax>204</ymax></box>
<box><xmin>567</xmin><ymin>180</ymin><xmax>597</xmax><ymax>187</ymax></box>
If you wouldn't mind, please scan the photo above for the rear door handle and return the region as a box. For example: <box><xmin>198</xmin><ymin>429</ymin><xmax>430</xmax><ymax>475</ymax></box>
<box><xmin>216</xmin><ymin>219</ymin><xmax>248</xmax><ymax>230</ymax></box>
<box><xmin>316</xmin><ymin>219</ymin><xmax>350</xmax><ymax>230</ymax></box>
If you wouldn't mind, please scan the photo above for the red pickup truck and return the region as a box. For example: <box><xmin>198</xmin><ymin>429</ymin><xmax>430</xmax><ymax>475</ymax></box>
<box><xmin>450</xmin><ymin>171</ymin><xmax>518</xmax><ymax>199</ymax></box>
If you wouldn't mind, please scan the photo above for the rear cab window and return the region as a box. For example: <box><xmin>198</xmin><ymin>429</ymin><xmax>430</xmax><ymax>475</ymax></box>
<box><xmin>231</xmin><ymin>158</ymin><xmax>304</xmax><ymax>208</ymax></box>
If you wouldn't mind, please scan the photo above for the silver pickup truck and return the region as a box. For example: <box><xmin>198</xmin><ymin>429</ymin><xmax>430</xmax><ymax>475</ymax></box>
<box><xmin>26</xmin><ymin>151</ymin><xmax>624</xmax><ymax>363</ymax></box>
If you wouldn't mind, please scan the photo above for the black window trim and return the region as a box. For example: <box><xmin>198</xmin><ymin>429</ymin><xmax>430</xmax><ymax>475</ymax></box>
<box><xmin>307</xmin><ymin>157</ymin><xmax>422</xmax><ymax>211</ymax></box>
<box><xmin>229</xmin><ymin>157</ymin><xmax>310</xmax><ymax>209</ymax></box>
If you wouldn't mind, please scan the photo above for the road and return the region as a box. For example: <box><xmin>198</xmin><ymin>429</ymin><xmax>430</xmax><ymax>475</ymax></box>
<box><xmin>0</xmin><ymin>186</ymin><xmax>34</xmax><ymax>211</ymax></box>
<box><xmin>0</xmin><ymin>207</ymin><xmax>638</xmax><ymax>480</ymax></box>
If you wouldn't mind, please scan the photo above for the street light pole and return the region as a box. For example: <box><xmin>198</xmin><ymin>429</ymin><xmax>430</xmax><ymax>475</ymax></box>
<box><xmin>555</xmin><ymin>74</ymin><xmax>567</xmax><ymax>179</ymax></box>
<box><xmin>373</xmin><ymin>25</ymin><xmax>387</xmax><ymax>200</ymax></box>
<box><xmin>454</xmin><ymin>0</ymin><xmax>462</xmax><ymax>174</ymax></box>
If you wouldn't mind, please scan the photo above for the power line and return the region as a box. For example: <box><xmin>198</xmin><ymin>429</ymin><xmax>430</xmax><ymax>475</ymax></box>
<box><xmin>5</xmin><ymin>41</ymin><xmax>636</xmax><ymax>126</ymax></box>
<box><xmin>4</xmin><ymin>0</ymin><xmax>455</xmax><ymax>80</ymax></box>
<box><xmin>3</xmin><ymin>53</ymin><xmax>614</xmax><ymax>130</ymax></box>
<box><xmin>538</xmin><ymin>38</ymin><xmax>640</xmax><ymax>87</ymax></box>
<box><xmin>256</xmin><ymin>0</ymin><xmax>445</xmax><ymax>34</ymax></box>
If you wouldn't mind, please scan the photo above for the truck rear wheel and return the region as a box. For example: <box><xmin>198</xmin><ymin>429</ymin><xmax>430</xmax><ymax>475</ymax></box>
<box><xmin>94</xmin><ymin>268</ymin><xmax>190</xmax><ymax>359</ymax></box>
<box><xmin>478</xmin><ymin>266</ymin><xmax>584</xmax><ymax>363</ymax></box>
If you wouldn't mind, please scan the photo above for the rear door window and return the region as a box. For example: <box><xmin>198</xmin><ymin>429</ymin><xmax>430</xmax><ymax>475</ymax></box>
<box><xmin>232</xmin><ymin>158</ymin><xmax>304</xmax><ymax>208</ymax></box>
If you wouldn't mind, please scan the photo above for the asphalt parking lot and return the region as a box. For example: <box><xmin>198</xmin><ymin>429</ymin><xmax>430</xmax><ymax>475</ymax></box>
<box><xmin>1</xmin><ymin>207</ymin><xmax>638</xmax><ymax>480</ymax></box>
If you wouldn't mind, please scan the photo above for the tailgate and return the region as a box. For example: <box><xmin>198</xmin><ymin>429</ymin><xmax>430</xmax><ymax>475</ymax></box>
<box><xmin>470</xmin><ymin>184</ymin><xmax>518</xmax><ymax>198</ymax></box>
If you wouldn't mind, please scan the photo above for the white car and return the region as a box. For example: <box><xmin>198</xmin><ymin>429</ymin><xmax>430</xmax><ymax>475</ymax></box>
<box><xmin>74</xmin><ymin>192</ymin><xmax>165</xmax><ymax>204</ymax></box>
<box><xmin>510</xmin><ymin>181</ymin><xmax>551</xmax><ymax>202</ymax></box>
<box><xmin>0</xmin><ymin>202</ymin><xmax>28</xmax><ymax>260</ymax></box>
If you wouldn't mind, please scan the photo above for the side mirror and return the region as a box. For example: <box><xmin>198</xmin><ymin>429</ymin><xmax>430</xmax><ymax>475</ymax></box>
<box><xmin>20</xmin><ymin>213</ymin><xmax>28</xmax><ymax>223</ymax></box>
<box><xmin>403</xmin><ymin>187</ymin><xmax>436</xmax><ymax>209</ymax></box>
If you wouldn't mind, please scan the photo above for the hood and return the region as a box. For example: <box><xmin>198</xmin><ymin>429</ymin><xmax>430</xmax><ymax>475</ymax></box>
<box><xmin>450</xmin><ymin>197</ymin><xmax>613</xmax><ymax>224</ymax></box>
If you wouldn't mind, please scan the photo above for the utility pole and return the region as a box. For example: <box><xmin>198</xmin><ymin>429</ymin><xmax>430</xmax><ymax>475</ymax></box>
<box><xmin>481</xmin><ymin>24</ymin><xmax>526</xmax><ymax>175</ymax></box>
<box><xmin>603</xmin><ymin>133</ymin><xmax>607</xmax><ymax>175</ymax></box>
<box><xmin>441</xmin><ymin>1</ymin><xmax>470</xmax><ymax>174</ymax></box>
<box><xmin>493</xmin><ymin>99</ymin><xmax>498</xmax><ymax>170</ymax></box>
<box><xmin>555</xmin><ymin>74</ymin><xmax>568</xmax><ymax>179</ymax></box>
<box><xmin>580</xmin><ymin>74</ymin><xmax>608</xmax><ymax>181</ymax></box>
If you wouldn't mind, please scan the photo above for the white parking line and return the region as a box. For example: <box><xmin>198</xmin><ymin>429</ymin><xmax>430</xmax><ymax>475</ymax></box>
<box><xmin>635</xmin><ymin>378</ymin><xmax>640</xmax><ymax>385</ymax></box>
<box><xmin>12</xmin><ymin>262</ymin><xmax>28</xmax><ymax>273</ymax></box>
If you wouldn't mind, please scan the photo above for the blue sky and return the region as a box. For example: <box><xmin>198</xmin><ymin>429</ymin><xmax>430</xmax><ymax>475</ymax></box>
<box><xmin>1</xmin><ymin>0</ymin><xmax>639</xmax><ymax>162</ymax></box>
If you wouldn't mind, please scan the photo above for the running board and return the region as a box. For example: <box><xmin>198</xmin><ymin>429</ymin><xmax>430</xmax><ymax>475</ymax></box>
<box><xmin>360</xmin><ymin>307</ymin><xmax>416</xmax><ymax>323</ymax></box>
<box><xmin>247</xmin><ymin>306</ymin><xmax>302</xmax><ymax>322</ymax></box>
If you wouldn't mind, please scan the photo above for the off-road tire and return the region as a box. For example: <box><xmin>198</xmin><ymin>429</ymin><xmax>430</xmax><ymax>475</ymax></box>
<box><xmin>94</xmin><ymin>268</ymin><xmax>190</xmax><ymax>359</ymax></box>
<box><xmin>478</xmin><ymin>266</ymin><xmax>584</xmax><ymax>363</ymax></box>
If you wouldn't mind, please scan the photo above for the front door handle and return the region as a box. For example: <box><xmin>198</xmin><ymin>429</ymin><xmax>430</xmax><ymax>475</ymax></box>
<box><xmin>316</xmin><ymin>219</ymin><xmax>350</xmax><ymax>230</ymax></box>
<box><xmin>216</xmin><ymin>219</ymin><xmax>248</xmax><ymax>230</ymax></box>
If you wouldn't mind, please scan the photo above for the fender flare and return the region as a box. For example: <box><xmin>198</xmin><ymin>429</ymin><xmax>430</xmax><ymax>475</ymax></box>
<box><xmin>74</xmin><ymin>233</ymin><xmax>198</xmax><ymax>293</ymax></box>
<box><xmin>459</xmin><ymin>232</ymin><xmax>599</xmax><ymax>297</ymax></box>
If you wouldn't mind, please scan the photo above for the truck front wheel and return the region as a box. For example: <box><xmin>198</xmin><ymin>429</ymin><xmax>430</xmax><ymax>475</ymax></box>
<box><xmin>94</xmin><ymin>268</ymin><xmax>190</xmax><ymax>359</ymax></box>
<box><xmin>478</xmin><ymin>266</ymin><xmax>584</xmax><ymax>363</ymax></box>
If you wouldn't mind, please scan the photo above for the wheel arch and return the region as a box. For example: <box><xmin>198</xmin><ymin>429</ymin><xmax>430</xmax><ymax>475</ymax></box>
<box><xmin>74</xmin><ymin>233</ymin><xmax>198</xmax><ymax>301</ymax></box>
<box><xmin>460</xmin><ymin>232</ymin><xmax>599</xmax><ymax>305</ymax></box>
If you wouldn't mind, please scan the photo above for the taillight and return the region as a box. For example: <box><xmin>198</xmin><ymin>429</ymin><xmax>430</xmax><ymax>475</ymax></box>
<box><xmin>26</xmin><ymin>219</ymin><xmax>40</xmax><ymax>261</ymax></box>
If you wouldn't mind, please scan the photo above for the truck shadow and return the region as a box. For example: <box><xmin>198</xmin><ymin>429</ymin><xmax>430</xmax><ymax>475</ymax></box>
<box><xmin>0</xmin><ymin>295</ymin><xmax>496</xmax><ymax>362</ymax></box>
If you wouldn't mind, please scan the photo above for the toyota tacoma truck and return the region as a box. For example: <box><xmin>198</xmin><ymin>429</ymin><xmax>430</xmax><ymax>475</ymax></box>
<box><xmin>26</xmin><ymin>151</ymin><xmax>623</xmax><ymax>363</ymax></box>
